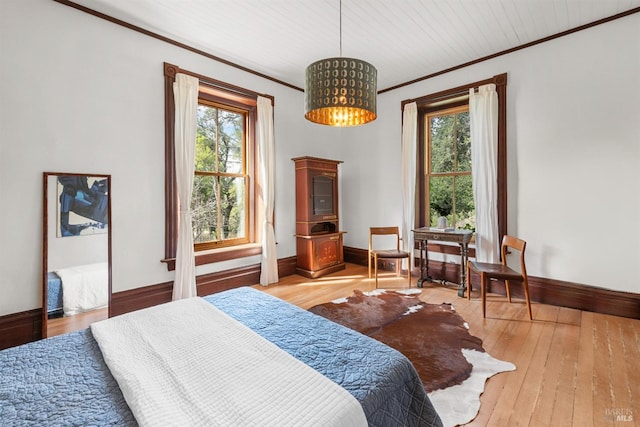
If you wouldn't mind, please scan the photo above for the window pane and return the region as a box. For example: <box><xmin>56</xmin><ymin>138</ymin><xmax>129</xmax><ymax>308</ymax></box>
<box><xmin>217</xmin><ymin>110</ymin><xmax>244</xmax><ymax>174</ymax></box>
<box><xmin>192</xmin><ymin>175</ymin><xmax>218</xmax><ymax>243</ymax></box>
<box><xmin>196</xmin><ymin>106</ymin><xmax>219</xmax><ymax>172</ymax></box>
<box><xmin>220</xmin><ymin>176</ymin><xmax>246</xmax><ymax>239</ymax></box>
<box><xmin>430</xmin><ymin>115</ymin><xmax>455</xmax><ymax>173</ymax></box>
<box><xmin>429</xmin><ymin>175</ymin><xmax>453</xmax><ymax>226</ymax></box>
<box><xmin>454</xmin><ymin>175</ymin><xmax>475</xmax><ymax>230</ymax></box>
<box><xmin>456</xmin><ymin>112</ymin><xmax>471</xmax><ymax>172</ymax></box>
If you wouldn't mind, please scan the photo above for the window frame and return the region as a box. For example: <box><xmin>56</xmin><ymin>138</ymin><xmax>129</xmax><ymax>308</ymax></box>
<box><xmin>193</xmin><ymin>97</ymin><xmax>251</xmax><ymax>251</ymax></box>
<box><xmin>163</xmin><ymin>62</ymin><xmax>272</xmax><ymax>270</ymax></box>
<box><xmin>404</xmin><ymin>73</ymin><xmax>507</xmax><ymax>244</ymax></box>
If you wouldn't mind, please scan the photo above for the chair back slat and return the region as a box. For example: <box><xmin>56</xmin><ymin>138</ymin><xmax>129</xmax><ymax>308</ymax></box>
<box><xmin>501</xmin><ymin>235</ymin><xmax>527</xmax><ymax>274</ymax></box>
<box><xmin>369</xmin><ymin>227</ymin><xmax>401</xmax><ymax>251</ymax></box>
<box><xmin>370</xmin><ymin>226</ymin><xmax>400</xmax><ymax>236</ymax></box>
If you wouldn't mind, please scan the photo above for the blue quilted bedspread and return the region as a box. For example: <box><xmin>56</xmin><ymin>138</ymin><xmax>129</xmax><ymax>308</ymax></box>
<box><xmin>0</xmin><ymin>287</ymin><xmax>442</xmax><ymax>427</ymax></box>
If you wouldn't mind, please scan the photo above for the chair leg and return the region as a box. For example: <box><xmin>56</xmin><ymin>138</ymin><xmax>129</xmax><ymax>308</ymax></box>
<box><xmin>505</xmin><ymin>279</ymin><xmax>512</xmax><ymax>303</ymax></box>
<box><xmin>374</xmin><ymin>255</ymin><xmax>379</xmax><ymax>289</ymax></box>
<box><xmin>523</xmin><ymin>278</ymin><xmax>533</xmax><ymax>320</ymax></box>
<box><xmin>368</xmin><ymin>254</ymin><xmax>371</xmax><ymax>279</ymax></box>
<box><xmin>407</xmin><ymin>257</ymin><xmax>412</xmax><ymax>288</ymax></box>
<box><xmin>481</xmin><ymin>273</ymin><xmax>487</xmax><ymax>318</ymax></box>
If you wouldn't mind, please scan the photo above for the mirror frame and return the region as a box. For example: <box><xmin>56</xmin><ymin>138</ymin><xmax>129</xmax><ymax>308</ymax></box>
<box><xmin>42</xmin><ymin>172</ymin><xmax>112</xmax><ymax>338</ymax></box>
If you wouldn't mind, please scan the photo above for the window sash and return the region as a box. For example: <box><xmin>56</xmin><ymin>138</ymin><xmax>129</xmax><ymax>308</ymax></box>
<box><xmin>425</xmin><ymin>105</ymin><xmax>473</xmax><ymax>228</ymax></box>
<box><xmin>193</xmin><ymin>101</ymin><xmax>249</xmax><ymax>250</ymax></box>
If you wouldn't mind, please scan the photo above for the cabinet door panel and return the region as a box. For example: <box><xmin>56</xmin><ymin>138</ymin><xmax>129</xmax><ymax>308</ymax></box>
<box><xmin>315</xmin><ymin>236</ymin><xmax>340</xmax><ymax>269</ymax></box>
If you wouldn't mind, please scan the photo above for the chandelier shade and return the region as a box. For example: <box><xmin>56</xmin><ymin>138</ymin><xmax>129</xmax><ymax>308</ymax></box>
<box><xmin>304</xmin><ymin>57</ymin><xmax>377</xmax><ymax>127</ymax></box>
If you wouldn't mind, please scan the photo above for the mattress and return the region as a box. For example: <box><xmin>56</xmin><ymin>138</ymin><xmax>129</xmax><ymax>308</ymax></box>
<box><xmin>0</xmin><ymin>287</ymin><xmax>442</xmax><ymax>426</ymax></box>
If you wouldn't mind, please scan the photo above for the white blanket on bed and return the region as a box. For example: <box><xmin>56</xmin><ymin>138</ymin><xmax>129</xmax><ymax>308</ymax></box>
<box><xmin>56</xmin><ymin>262</ymin><xmax>108</xmax><ymax>316</ymax></box>
<box><xmin>91</xmin><ymin>297</ymin><xmax>367</xmax><ymax>427</ymax></box>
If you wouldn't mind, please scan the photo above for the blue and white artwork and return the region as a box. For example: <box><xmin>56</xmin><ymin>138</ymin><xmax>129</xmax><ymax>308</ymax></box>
<box><xmin>57</xmin><ymin>176</ymin><xmax>109</xmax><ymax>237</ymax></box>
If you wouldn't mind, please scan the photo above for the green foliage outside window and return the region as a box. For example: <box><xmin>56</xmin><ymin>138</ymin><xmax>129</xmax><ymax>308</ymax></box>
<box><xmin>428</xmin><ymin>109</ymin><xmax>475</xmax><ymax>230</ymax></box>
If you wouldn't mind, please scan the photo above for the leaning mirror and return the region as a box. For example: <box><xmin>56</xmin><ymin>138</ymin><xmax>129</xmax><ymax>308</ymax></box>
<box><xmin>42</xmin><ymin>172</ymin><xmax>112</xmax><ymax>338</ymax></box>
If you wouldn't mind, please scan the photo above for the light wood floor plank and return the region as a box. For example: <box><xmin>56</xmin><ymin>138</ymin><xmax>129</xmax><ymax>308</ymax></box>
<box><xmin>483</xmin><ymin>308</ymin><xmax>536</xmax><ymax>426</ymax></box>
<box><xmin>620</xmin><ymin>315</ymin><xmax>640</xmax><ymax>426</ymax></box>
<box><xmin>573</xmin><ymin>310</ymin><xmax>595</xmax><ymax>427</ymax></box>
<box><xmin>549</xmin><ymin>321</ymin><xmax>581</xmax><ymax>426</ymax></box>
<box><xmin>506</xmin><ymin>315</ymin><xmax>556</xmax><ymax>426</ymax></box>
<box><xmin>593</xmin><ymin>314</ymin><xmax>617</xmax><ymax>426</ymax></box>
<box><xmin>606</xmin><ymin>315</ymin><xmax>638</xmax><ymax>426</ymax></box>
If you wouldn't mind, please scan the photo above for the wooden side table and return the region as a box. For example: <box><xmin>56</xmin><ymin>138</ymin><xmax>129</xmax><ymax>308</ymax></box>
<box><xmin>412</xmin><ymin>227</ymin><xmax>473</xmax><ymax>297</ymax></box>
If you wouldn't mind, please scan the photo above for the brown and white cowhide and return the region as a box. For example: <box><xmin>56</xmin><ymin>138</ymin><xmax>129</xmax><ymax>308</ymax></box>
<box><xmin>309</xmin><ymin>289</ymin><xmax>515</xmax><ymax>427</ymax></box>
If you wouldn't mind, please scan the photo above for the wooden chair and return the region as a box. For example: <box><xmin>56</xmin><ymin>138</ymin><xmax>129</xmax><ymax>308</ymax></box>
<box><xmin>466</xmin><ymin>235</ymin><xmax>533</xmax><ymax>320</ymax></box>
<box><xmin>368</xmin><ymin>227</ymin><xmax>411</xmax><ymax>288</ymax></box>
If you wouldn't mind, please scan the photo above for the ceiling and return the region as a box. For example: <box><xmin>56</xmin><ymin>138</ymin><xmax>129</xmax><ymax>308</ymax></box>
<box><xmin>67</xmin><ymin>0</ymin><xmax>640</xmax><ymax>92</ymax></box>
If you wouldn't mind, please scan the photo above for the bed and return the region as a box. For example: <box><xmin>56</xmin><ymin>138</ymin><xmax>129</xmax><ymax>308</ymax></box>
<box><xmin>0</xmin><ymin>287</ymin><xmax>443</xmax><ymax>426</ymax></box>
<box><xmin>46</xmin><ymin>262</ymin><xmax>108</xmax><ymax>317</ymax></box>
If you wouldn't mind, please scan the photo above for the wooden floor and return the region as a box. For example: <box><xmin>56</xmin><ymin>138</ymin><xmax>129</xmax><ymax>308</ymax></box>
<box><xmin>46</xmin><ymin>307</ymin><xmax>108</xmax><ymax>337</ymax></box>
<box><xmin>254</xmin><ymin>263</ymin><xmax>639</xmax><ymax>427</ymax></box>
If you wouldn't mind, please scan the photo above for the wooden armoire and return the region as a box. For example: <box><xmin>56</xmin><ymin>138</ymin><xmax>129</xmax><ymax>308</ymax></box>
<box><xmin>292</xmin><ymin>156</ymin><xmax>345</xmax><ymax>278</ymax></box>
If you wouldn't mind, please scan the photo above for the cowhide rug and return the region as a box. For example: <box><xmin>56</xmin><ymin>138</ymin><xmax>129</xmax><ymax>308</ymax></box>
<box><xmin>309</xmin><ymin>289</ymin><xmax>515</xmax><ymax>427</ymax></box>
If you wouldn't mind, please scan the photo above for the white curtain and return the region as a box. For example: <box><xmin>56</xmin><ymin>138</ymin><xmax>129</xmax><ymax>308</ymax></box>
<box><xmin>172</xmin><ymin>73</ymin><xmax>198</xmax><ymax>300</ymax></box>
<box><xmin>401</xmin><ymin>102</ymin><xmax>418</xmax><ymax>270</ymax></box>
<box><xmin>469</xmin><ymin>84</ymin><xmax>499</xmax><ymax>263</ymax></box>
<box><xmin>257</xmin><ymin>96</ymin><xmax>278</xmax><ymax>285</ymax></box>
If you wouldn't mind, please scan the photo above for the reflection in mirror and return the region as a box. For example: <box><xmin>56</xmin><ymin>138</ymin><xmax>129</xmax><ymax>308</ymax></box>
<box><xmin>42</xmin><ymin>172</ymin><xmax>112</xmax><ymax>338</ymax></box>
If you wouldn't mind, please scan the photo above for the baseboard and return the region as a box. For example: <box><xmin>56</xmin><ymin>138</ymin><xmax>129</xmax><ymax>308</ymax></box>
<box><xmin>0</xmin><ymin>309</ymin><xmax>42</xmax><ymax>350</ymax></box>
<box><xmin>344</xmin><ymin>245</ymin><xmax>640</xmax><ymax>320</ymax></box>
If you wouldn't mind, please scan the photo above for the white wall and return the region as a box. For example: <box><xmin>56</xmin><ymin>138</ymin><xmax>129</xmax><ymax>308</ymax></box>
<box><xmin>0</xmin><ymin>0</ymin><xmax>313</xmax><ymax>316</ymax></box>
<box><xmin>343</xmin><ymin>13</ymin><xmax>640</xmax><ymax>293</ymax></box>
<box><xmin>1</xmin><ymin>1</ymin><xmax>638</xmax><ymax>317</ymax></box>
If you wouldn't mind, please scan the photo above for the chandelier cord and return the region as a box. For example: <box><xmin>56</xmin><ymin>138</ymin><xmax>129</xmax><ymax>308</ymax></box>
<box><xmin>339</xmin><ymin>0</ymin><xmax>342</xmax><ymax>57</ymax></box>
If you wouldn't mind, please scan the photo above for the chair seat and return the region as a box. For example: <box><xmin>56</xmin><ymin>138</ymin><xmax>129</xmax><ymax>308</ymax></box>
<box><xmin>373</xmin><ymin>250</ymin><xmax>410</xmax><ymax>259</ymax></box>
<box><xmin>468</xmin><ymin>261</ymin><xmax>522</xmax><ymax>280</ymax></box>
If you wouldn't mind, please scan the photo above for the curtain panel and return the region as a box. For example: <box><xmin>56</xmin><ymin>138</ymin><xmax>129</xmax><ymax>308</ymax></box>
<box><xmin>172</xmin><ymin>73</ymin><xmax>199</xmax><ymax>300</ymax></box>
<box><xmin>257</xmin><ymin>96</ymin><xmax>278</xmax><ymax>285</ymax></box>
<box><xmin>401</xmin><ymin>102</ymin><xmax>418</xmax><ymax>270</ymax></box>
<box><xmin>469</xmin><ymin>84</ymin><xmax>499</xmax><ymax>263</ymax></box>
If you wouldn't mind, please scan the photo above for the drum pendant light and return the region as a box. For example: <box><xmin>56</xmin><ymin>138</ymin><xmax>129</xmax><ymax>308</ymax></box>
<box><xmin>304</xmin><ymin>1</ymin><xmax>377</xmax><ymax>126</ymax></box>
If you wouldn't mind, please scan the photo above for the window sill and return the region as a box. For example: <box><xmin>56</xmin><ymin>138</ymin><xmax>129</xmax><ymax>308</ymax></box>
<box><xmin>162</xmin><ymin>243</ymin><xmax>262</xmax><ymax>271</ymax></box>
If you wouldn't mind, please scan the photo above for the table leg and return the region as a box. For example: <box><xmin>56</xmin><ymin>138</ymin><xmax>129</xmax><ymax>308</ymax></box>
<box><xmin>457</xmin><ymin>242</ymin><xmax>469</xmax><ymax>298</ymax></box>
<box><xmin>425</xmin><ymin>240</ymin><xmax>431</xmax><ymax>282</ymax></box>
<box><xmin>417</xmin><ymin>239</ymin><xmax>426</xmax><ymax>288</ymax></box>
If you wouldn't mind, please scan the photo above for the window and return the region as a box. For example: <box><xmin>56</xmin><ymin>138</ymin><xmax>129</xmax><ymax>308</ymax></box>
<box><xmin>425</xmin><ymin>106</ymin><xmax>474</xmax><ymax>230</ymax></box>
<box><xmin>163</xmin><ymin>63</ymin><xmax>270</xmax><ymax>269</ymax></box>
<box><xmin>411</xmin><ymin>73</ymin><xmax>507</xmax><ymax>243</ymax></box>
<box><xmin>193</xmin><ymin>100</ymin><xmax>249</xmax><ymax>250</ymax></box>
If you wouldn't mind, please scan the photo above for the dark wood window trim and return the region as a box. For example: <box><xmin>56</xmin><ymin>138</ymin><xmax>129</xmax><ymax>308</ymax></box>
<box><xmin>163</xmin><ymin>62</ymin><xmax>274</xmax><ymax>271</ymax></box>
<box><xmin>403</xmin><ymin>72</ymin><xmax>508</xmax><ymax>244</ymax></box>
